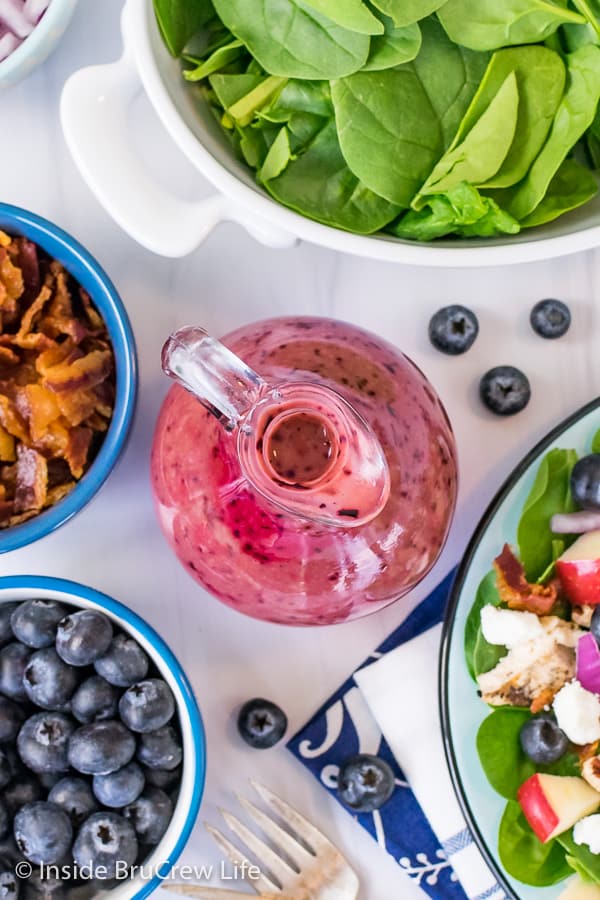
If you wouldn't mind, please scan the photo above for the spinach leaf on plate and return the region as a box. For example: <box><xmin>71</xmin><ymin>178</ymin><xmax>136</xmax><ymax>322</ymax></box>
<box><xmin>263</xmin><ymin>120</ymin><xmax>401</xmax><ymax>231</ymax></box>
<box><xmin>504</xmin><ymin>44</ymin><xmax>600</xmax><ymax>220</ymax></box>
<box><xmin>437</xmin><ymin>0</ymin><xmax>586</xmax><ymax>52</ymax></box>
<box><xmin>517</xmin><ymin>447</ymin><xmax>578</xmax><ymax>582</ymax></box>
<box><xmin>558</xmin><ymin>831</ymin><xmax>600</xmax><ymax>884</ymax></box>
<box><xmin>464</xmin><ymin>570</ymin><xmax>505</xmax><ymax>681</ymax></box>
<box><xmin>451</xmin><ymin>46</ymin><xmax>566</xmax><ymax>189</ymax></box>
<box><xmin>211</xmin><ymin>0</ymin><xmax>370</xmax><ymax>79</ymax></box>
<box><xmin>521</xmin><ymin>157</ymin><xmax>598</xmax><ymax>227</ymax></box>
<box><xmin>331</xmin><ymin>18</ymin><xmax>489</xmax><ymax>207</ymax></box>
<box><xmin>369</xmin><ymin>0</ymin><xmax>447</xmax><ymax>26</ymax></box>
<box><xmin>414</xmin><ymin>72</ymin><xmax>520</xmax><ymax>203</ymax></box>
<box><xmin>390</xmin><ymin>182</ymin><xmax>520</xmax><ymax>240</ymax></box>
<box><xmin>153</xmin><ymin>0</ymin><xmax>216</xmax><ymax>57</ymax></box>
<box><xmin>499</xmin><ymin>800</ymin><xmax>572</xmax><ymax>886</ymax></box>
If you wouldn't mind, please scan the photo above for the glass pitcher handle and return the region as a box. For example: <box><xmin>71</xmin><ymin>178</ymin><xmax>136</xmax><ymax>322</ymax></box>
<box><xmin>161</xmin><ymin>327</ymin><xmax>265</xmax><ymax>431</ymax></box>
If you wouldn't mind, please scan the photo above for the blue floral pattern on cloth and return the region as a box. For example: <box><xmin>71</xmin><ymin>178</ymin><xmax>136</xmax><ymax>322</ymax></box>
<box><xmin>287</xmin><ymin>570</ymin><xmax>467</xmax><ymax>900</ymax></box>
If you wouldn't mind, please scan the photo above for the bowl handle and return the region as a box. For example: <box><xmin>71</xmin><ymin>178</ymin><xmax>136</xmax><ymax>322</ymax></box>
<box><xmin>59</xmin><ymin>3</ymin><xmax>297</xmax><ymax>258</ymax></box>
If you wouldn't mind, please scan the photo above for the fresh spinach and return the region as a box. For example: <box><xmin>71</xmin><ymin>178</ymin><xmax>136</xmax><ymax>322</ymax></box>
<box><xmin>370</xmin><ymin>0</ymin><xmax>447</xmax><ymax>26</ymax></box>
<box><xmin>415</xmin><ymin>72</ymin><xmax>520</xmax><ymax>203</ymax></box>
<box><xmin>498</xmin><ymin>801</ymin><xmax>572</xmax><ymax>886</ymax></box>
<box><xmin>452</xmin><ymin>47</ymin><xmax>566</xmax><ymax>189</ymax></box>
<box><xmin>437</xmin><ymin>0</ymin><xmax>586</xmax><ymax>52</ymax></box>
<box><xmin>558</xmin><ymin>831</ymin><xmax>600</xmax><ymax>884</ymax></box>
<box><xmin>154</xmin><ymin>0</ymin><xmax>215</xmax><ymax>57</ymax></box>
<box><xmin>183</xmin><ymin>39</ymin><xmax>244</xmax><ymax>81</ymax></box>
<box><xmin>521</xmin><ymin>157</ymin><xmax>598</xmax><ymax>227</ymax></box>
<box><xmin>464</xmin><ymin>570</ymin><xmax>505</xmax><ymax>681</ymax></box>
<box><xmin>516</xmin><ymin>447</ymin><xmax>578</xmax><ymax>582</ymax></box>
<box><xmin>211</xmin><ymin>0</ymin><xmax>370</xmax><ymax>79</ymax></box>
<box><xmin>363</xmin><ymin>15</ymin><xmax>421</xmax><ymax>70</ymax></box>
<box><xmin>505</xmin><ymin>45</ymin><xmax>600</xmax><ymax>220</ymax></box>
<box><xmin>300</xmin><ymin>0</ymin><xmax>383</xmax><ymax>34</ymax></box>
<box><xmin>592</xmin><ymin>426</ymin><xmax>600</xmax><ymax>453</ymax></box>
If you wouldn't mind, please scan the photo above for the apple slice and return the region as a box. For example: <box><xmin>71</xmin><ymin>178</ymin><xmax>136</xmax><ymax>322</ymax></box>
<box><xmin>559</xmin><ymin>877</ymin><xmax>600</xmax><ymax>899</ymax></box>
<box><xmin>556</xmin><ymin>530</ymin><xmax>600</xmax><ymax>606</ymax></box>
<box><xmin>517</xmin><ymin>774</ymin><xmax>600</xmax><ymax>843</ymax></box>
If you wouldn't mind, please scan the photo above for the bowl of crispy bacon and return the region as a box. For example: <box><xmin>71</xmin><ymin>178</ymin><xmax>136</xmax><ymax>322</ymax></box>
<box><xmin>0</xmin><ymin>203</ymin><xmax>137</xmax><ymax>552</ymax></box>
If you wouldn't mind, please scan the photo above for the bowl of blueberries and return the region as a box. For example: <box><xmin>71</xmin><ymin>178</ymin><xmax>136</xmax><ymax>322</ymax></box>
<box><xmin>0</xmin><ymin>575</ymin><xmax>205</xmax><ymax>900</ymax></box>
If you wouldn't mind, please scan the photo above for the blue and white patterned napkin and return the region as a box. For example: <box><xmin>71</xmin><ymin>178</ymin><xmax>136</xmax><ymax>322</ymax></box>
<box><xmin>287</xmin><ymin>570</ymin><xmax>504</xmax><ymax>900</ymax></box>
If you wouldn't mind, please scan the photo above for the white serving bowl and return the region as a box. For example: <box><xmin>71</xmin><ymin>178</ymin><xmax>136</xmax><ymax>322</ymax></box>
<box><xmin>0</xmin><ymin>0</ymin><xmax>78</xmax><ymax>89</ymax></box>
<box><xmin>61</xmin><ymin>0</ymin><xmax>600</xmax><ymax>267</ymax></box>
<box><xmin>0</xmin><ymin>575</ymin><xmax>206</xmax><ymax>900</ymax></box>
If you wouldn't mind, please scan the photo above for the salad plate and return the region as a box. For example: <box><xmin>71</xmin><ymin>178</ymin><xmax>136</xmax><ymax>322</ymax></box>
<box><xmin>441</xmin><ymin>397</ymin><xmax>600</xmax><ymax>900</ymax></box>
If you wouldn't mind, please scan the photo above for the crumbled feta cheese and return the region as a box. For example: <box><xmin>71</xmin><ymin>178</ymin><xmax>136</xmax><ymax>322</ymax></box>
<box><xmin>574</xmin><ymin>814</ymin><xmax>600</xmax><ymax>854</ymax></box>
<box><xmin>553</xmin><ymin>681</ymin><xmax>600</xmax><ymax>745</ymax></box>
<box><xmin>480</xmin><ymin>605</ymin><xmax>545</xmax><ymax>649</ymax></box>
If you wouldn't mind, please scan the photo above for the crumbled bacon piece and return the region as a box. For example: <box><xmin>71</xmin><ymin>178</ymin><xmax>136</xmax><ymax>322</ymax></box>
<box><xmin>0</xmin><ymin>232</ymin><xmax>115</xmax><ymax>528</ymax></box>
<box><xmin>494</xmin><ymin>544</ymin><xmax>558</xmax><ymax>615</ymax></box>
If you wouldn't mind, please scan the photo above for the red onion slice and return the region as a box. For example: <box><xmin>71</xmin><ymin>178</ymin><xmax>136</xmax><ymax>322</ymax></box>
<box><xmin>577</xmin><ymin>632</ymin><xmax>600</xmax><ymax>694</ymax></box>
<box><xmin>551</xmin><ymin>510</ymin><xmax>600</xmax><ymax>534</ymax></box>
<box><xmin>23</xmin><ymin>0</ymin><xmax>49</xmax><ymax>25</ymax></box>
<box><xmin>0</xmin><ymin>29</ymin><xmax>19</xmax><ymax>60</ymax></box>
<box><xmin>0</xmin><ymin>0</ymin><xmax>33</xmax><ymax>38</ymax></box>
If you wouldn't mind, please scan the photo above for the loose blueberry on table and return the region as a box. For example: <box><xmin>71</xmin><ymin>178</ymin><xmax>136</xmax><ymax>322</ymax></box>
<box><xmin>0</xmin><ymin>597</ymin><xmax>183</xmax><ymax>895</ymax></box>
<box><xmin>530</xmin><ymin>299</ymin><xmax>571</xmax><ymax>339</ymax></box>
<box><xmin>428</xmin><ymin>305</ymin><xmax>479</xmax><ymax>355</ymax></box>
<box><xmin>479</xmin><ymin>365</ymin><xmax>531</xmax><ymax>416</ymax></box>
<box><xmin>237</xmin><ymin>699</ymin><xmax>288</xmax><ymax>749</ymax></box>
<box><xmin>337</xmin><ymin>754</ymin><xmax>395</xmax><ymax>813</ymax></box>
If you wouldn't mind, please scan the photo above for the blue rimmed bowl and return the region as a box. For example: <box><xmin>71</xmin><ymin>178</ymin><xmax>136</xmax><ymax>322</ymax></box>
<box><xmin>0</xmin><ymin>203</ymin><xmax>137</xmax><ymax>554</ymax></box>
<box><xmin>0</xmin><ymin>574</ymin><xmax>206</xmax><ymax>900</ymax></box>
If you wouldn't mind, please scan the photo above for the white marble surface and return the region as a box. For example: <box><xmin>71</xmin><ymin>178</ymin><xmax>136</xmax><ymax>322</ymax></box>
<box><xmin>3</xmin><ymin>2</ymin><xmax>600</xmax><ymax>897</ymax></box>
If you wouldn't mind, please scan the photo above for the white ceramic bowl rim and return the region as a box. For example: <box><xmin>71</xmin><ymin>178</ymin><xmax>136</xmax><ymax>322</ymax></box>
<box><xmin>0</xmin><ymin>575</ymin><xmax>206</xmax><ymax>900</ymax></box>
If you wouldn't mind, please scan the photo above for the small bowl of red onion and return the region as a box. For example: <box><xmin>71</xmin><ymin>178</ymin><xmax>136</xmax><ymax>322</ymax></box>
<box><xmin>0</xmin><ymin>0</ymin><xmax>78</xmax><ymax>87</ymax></box>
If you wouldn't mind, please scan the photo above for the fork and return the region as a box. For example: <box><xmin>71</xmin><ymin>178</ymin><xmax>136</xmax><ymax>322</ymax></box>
<box><xmin>163</xmin><ymin>780</ymin><xmax>359</xmax><ymax>899</ymax></box>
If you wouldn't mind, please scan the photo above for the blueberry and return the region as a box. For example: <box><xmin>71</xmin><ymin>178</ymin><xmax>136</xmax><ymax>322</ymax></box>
<box><xmin>17</xmin><ymin>713</ymin><xmax>74</xmax><ymax>775</ymax></box>
<box><xmin>237</xmin><ymin>699</ymin><xmax>287</xmax><ymax>749</ymax></box>
<box><xmin>70</xmin><ymin>676</ymin><xmax>119</xmax><ymax>725</ymax></box>
<box><xmin>10</xmin><ymin>601</ymin><xmax>68</xmax><ymax>650</ymax></box>
<box><xmin>0</xmin><ymin>856</ymin><xmax>18</xmax><ymax>900</ymax></box>
<box><xmin>94</xmin><ymin>635</ymin><xmax>149</xmax><ymax>688</ymax></box>
<box><xmin>0</xmin><ymin>698</ymin><xmax>25</xmax><ymax>747</ymax></box>
<box><xmin>428</xmin><ymin>305</ymin><xmax>479</xmax><ymax>356</ymax></box>
<box><xmin>93</xmin><ymin>763</ymin><xmax>145</xmax><ymax>809</ymax></box>
<box><xmin>22</xmin><ymin>650</ymin><xmax>78</xmax><ymax>712</ymax></box>
<box><xmin>571</xmin><ymin>454</ymin><xmax>600</xmax><ymax>511</ymax></box>
<box><xmin>479</xmin><ymin>366</ymin><xmax>531</xmax><ymax>416</ymax></box>
<box><xmin>142</xmin><ymin>765</ymin><xmax>181</xmax><ymax>791</ymax></box>
<box><xmin>72</xmin><ymin>812</ymin><xmax>138</xmax><ymax>879</ymax></box>
<box><xmin>21</xmin><ymin>869</ymin><xmax>65</xmax><ymax>900</ymax></box>
<box><xmin>136</xmin><ymin>726</ymin><xmax>182</xmax><ymax>771</ymax></box>
<box><xmin>0</xmin><ymin>644</ymin><xmax>32</xmax><ymax>702</ymax></box>
<box><xmin>0</xmin><ymin>605</ymin><xmax>18</xmax><ymax>649</ymax></box>
<box><xmin>14</xmin><ymin>802</ymin><xmax>72</xmax><ymax>865</ymax></box>
<box><xmin>2</xmin><ymin>776</ymin><xmax>42</xmax><ymax>816</ymax></box>
<box><xmin>337</xmin><ymin>754</ymin><xmax>395</xmax><ymax>813</ymax></box>
<box><xmin>118</xmin><ymin>680</ymin><xmax>174</xmax><ymax>734</ymax></box>
<box><xmin>68</xmin><ymin>721</ymin><xmax>136</xmax><ymax>776</ymax></box>
<box><xmin>530</xmin><ymin>299</ymin><xmax>571</xmax><ymax>339</ymax></box>
<box><xmin>48</xmin><ymin>777</ymin><xmax>98</xmax><ymax>828</ymax></box>
<box><xmin>37</xmin><ymin>772</ymin><xmax>61</xmax><ymax>791</ymax></box>
<box><xmin>55</xmin><ymin>611</ymin><xmax>113</xmax><ymax>668</ymax></box>
<box><xmin>520</xmin><ymin>714</ymin><xmax>569</xmax><ymax>764</ymax></box>
<box><xmin>123</xmin><ymin>787</ymin><xmax>172</xmax><ymax>845</ymax></box>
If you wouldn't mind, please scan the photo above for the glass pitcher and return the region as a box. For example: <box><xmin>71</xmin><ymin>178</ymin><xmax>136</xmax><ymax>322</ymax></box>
<box><xmin>151</xmin><ymin>317</ymin><xmax>458</xmax><ymax>626</ymax></box>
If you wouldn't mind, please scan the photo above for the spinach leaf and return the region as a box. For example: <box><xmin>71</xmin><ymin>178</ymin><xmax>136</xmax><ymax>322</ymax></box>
<box><xmin>227</xmin><ymin>76</ymin><xmax>288</xmax><ymax>127</ymax></box>
<box><xmin>438</xmin><ymin>0</ymin><xmax>586</xmax><ymax>52</ymax></box>
<box><xmin>264</xmin><ymin>120</ymin><xmax>401</xmax><ymax>232</ymax></box>
<box><xmin>521</xmin><ymin>158</ymin><xmax>598</xmax><ymax>227</ymax></box>
<box><xmin>331</xmin><ymin>18</ymin><xmax>489</xmax><ymax>207</ymax></box>
<box><xmin>153</xmin><ymin>0</ymin><xmax>215</xmax><ymax>57</ymax></box>
<box><xmin>300</xmin><ymin>0</ymin><xmax>384</xmax><ymax>34</ymax></box>
<box><xmin>415</xmin><ymin>72</ymin><xmax>520</xmax><ymax>203</ymax></box>
<box><xmin>259</xmin><ymin>80</ymin><xmax>333</xmax><ymax>121</ymax></box>
<box><xmin>498</xmin><ymin>801</ymin><xmax>572</xmax><ymax>886</ymax></box>
<box><xmin>464</xmin><ymin>570</ymin><xmax>505</xmax><ymax>681</ymax></box>
<box><xmin>593</xmin><ymin>427</ymin><xmax>600</xmax><ymax>453</ymax></box>
<box><xmin>451</xmin><ymin>47</ymin><xmax>566</xmax><ymax>189</ymax></box>
<box><xmin>505</xmin><ymin>45</ymin><xmax>600</xmax><ymax>220</ymax></box>
<box><xmin>389</xmin><ymin>182</ymin><xmax>520</xmax><ymax>240</ymax></box>
<box><xmin>477</xmin><ymin>708</ymin><xmax>534</xmax><ymax>798</ymax></box>
<box><xmin>183</xmin><ymin>39</ymin><xmax>244</xmax><ymax>81</ymax></box>
<box><xmin>572</xmin><ymin>0</ymin><xmax>600</xmax><ymax>41</ymax></box>
<box><xmin>369</xmin><ymin>0</ymin><xmax>447</xmax><ymax>26</ymax></box>
<box><xmin>363</xmin><ymin>15</ymin><xmax>421</xmax><ymax>71</ymax></box>
<box><xmin>517</xmin><ymin>447</ymin><xmax>578</xmax><ymax>581</ymax></box>
<box><xmin>209</xmin><ymin>73</ymin><xmax>264</xmax><ymax>109</ymax></box>
<box><xmin>211</xmin><ymin>0</ymin><xmax>370</xmax><ymax>79</ymax></box>
<box><xmin>558</xmin><ymin>831</ymin><xmax>600</xmax><ymax>884</ymax></box>
<box><xmin>258</xmin><ymin>127</ymin><xmax>293</xmax><ymax>180</ymax></box>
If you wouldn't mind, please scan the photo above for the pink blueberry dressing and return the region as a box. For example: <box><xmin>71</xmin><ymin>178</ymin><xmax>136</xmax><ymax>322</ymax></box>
<box><xmin>151</xmin><ymin>317</ymin><xmax>457</xmax><ymax>625</ymax></box>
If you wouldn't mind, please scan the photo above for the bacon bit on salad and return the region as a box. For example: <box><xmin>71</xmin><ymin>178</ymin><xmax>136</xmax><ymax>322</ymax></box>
<box><xmin>0</xmin><ymin>0</ymin><xmax>50</xmax><ymax>63</ymax></box>
<box><xmin>572</xmin><ymin>605</ymin><xmax>595</xmax><ymax>628</ymax></box>
<box><xmin>0</xmin><ymin>231</ymin><xmax>115</xmax><ymax>528</ymax></box>
<box><xmin>494</xmin><ymin>544</ymin><xmax>558</xmax><ymax>615</ymax></box>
